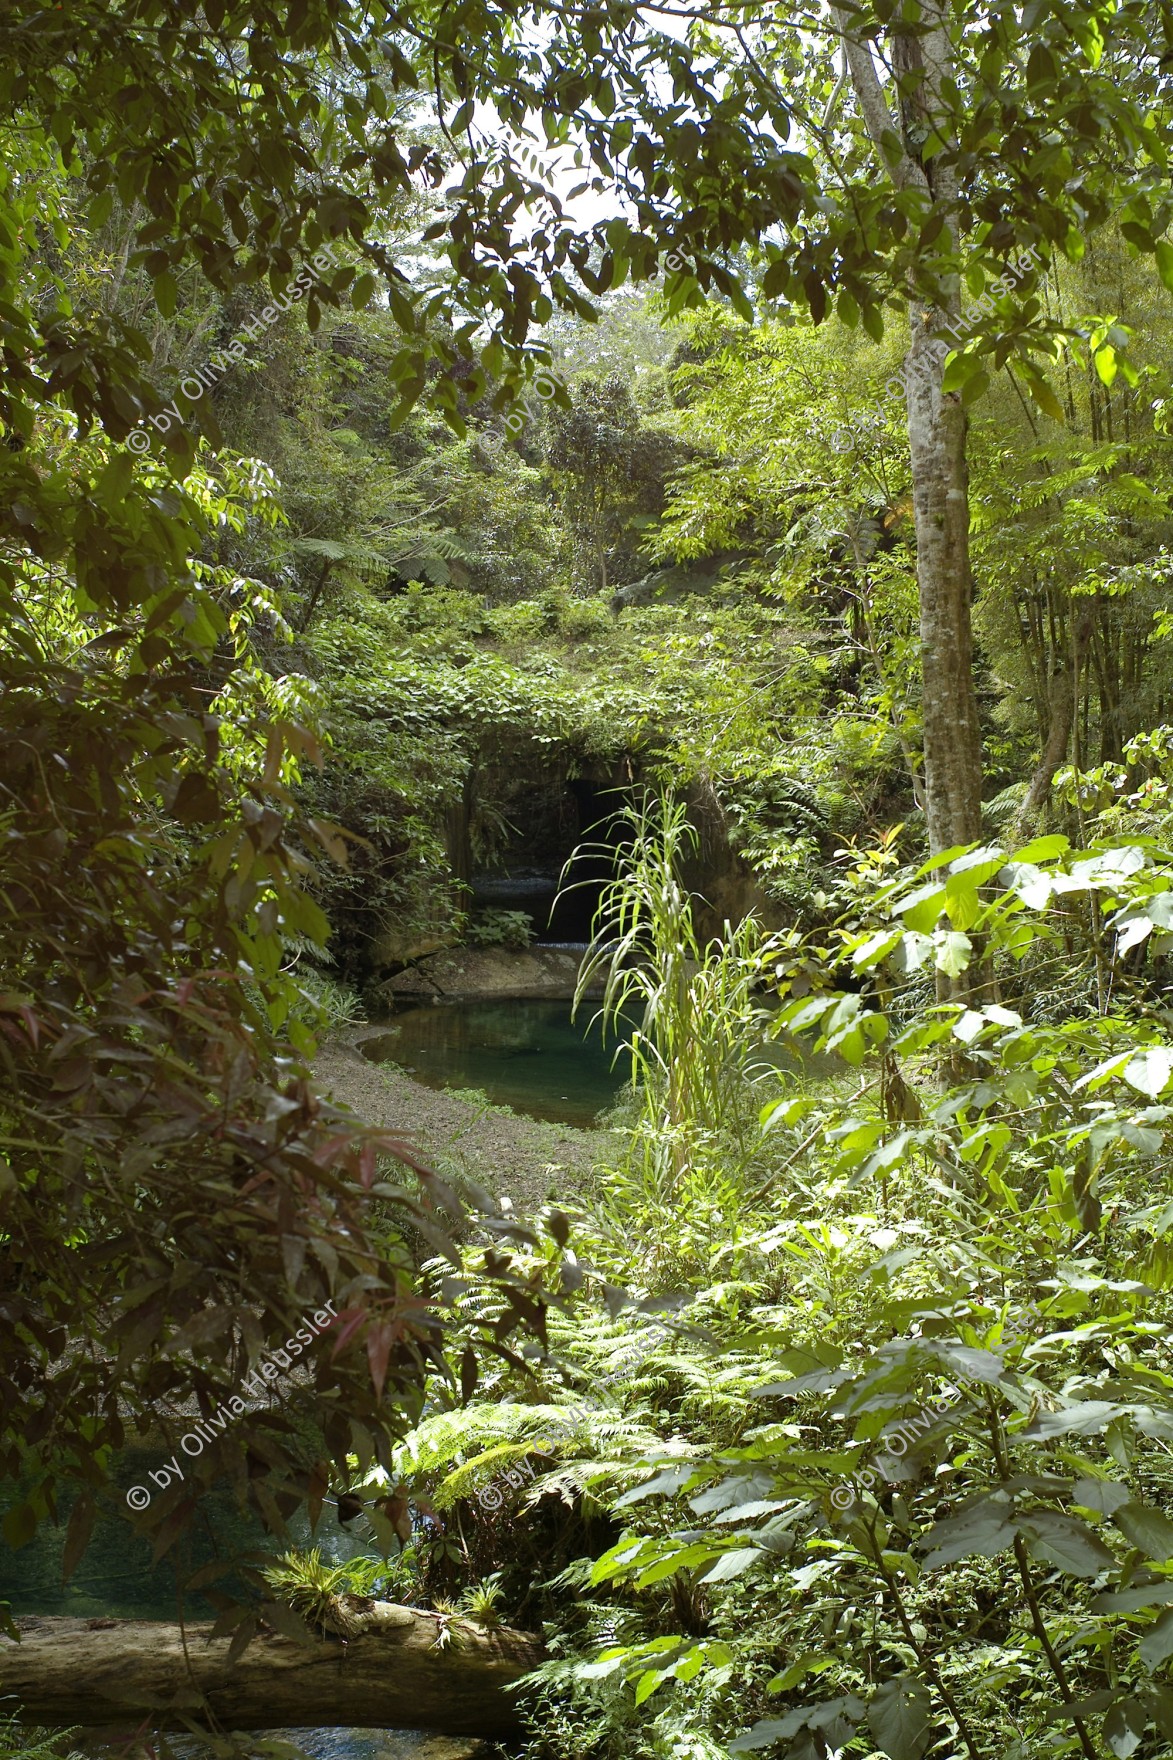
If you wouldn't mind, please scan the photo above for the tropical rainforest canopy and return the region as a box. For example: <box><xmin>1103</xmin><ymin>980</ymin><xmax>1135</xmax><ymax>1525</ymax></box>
<box><xmin>9</xmin><ymin>2</ymin><xmax>1173</xmax><ymax>1757</ymax></box>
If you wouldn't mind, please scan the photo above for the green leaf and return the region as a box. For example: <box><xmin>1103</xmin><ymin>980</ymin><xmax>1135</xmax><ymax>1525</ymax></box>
<box><xmin>852</xmin><ymin>928</ymin><xmax>904</xmax><ymax>969</ymax></box>
<box><xmin>941</xmin><ymin>350</ymin><xmax>985</xmax><ymax>396</ymax></box>
<box><xmin>700</xmin><ymin>1547</ymin><xmax>762</xmax><ymax>1583</ymax></box>
<box><xmin>730</xmin><ymin>1718</ymin><xmax>806</xmax><ymax>1751</ymax></box>
<box><xmin>1020</xmin><ymin>1511</ymin><xmax>1117</xmax><ymax>1576</ymax></box>
<box><xmin>1073</xmin><ymin>1478</ymin><xmax>1131</xmax><ymax>1516</ymax></box>
<box><xmin>1023</xmin><ymin>1400</ymin><xmax>1125</xmax><ymax>1439</ymax></box>
<box><xmin>894</xmin><ymin>879</ymin><xmax>945</xmax><ymax>932</ymax></box>
<box><xmin>1076</xmin><ymin>13</ymin><xmax>1104</xmax><ymax>65</ymax></box>
<box><xmin>154</xmin><ymin>271</ymin><xmax>178</xmax><ymax>319</ymax></box>
<box><xmin>943</xmin><ymin>870</ymin><xmax>981</xmax><ymax>929</ymax></box>
<box><xmin>1021</xmin><ymin>366</ymin><xmax>1065</xmax><ymax>424</ymax></box>
<box><xmin>731</xmin><ymin>1696</ymin><xmax>865</xmax><ymax>1752</ymax></box>
<box><xmin>867</xmin><ymin>1675</ymin><xmax>933</xmax><ymax>1760</ymax></box>
<box><xmin>1155</xmin><ymin>239</ymin><xmax>1173</xmax><ymax>295</ymax></box>
<box><xmin>769</xmin><ymin>1654</ymin><xmax>835</xmax><ymax>1694</ymax></box>
<box><xmin>634</xmin><ymin>1668</ymin><xmax>665</xmax><ymax>1705</ymax></box>
<box><xmin>921</xmin><ymin>1501</ymin><xmax>1016</xmax><ymax>1569</ymax></box>
<box><xmin>960</xmin><ymin>367</ymin><xmax>991</xmax><ymax>406</ymax></box>
<box><xmin>1094</xmin><ymin>343</ymin><xmax>1119</xmax><ymax>388</ymax></box>
<box><xmin>1123</xmin><ymin>1049</ymin><xmax>1173</xmax><ymax>1100</ymax></box>
<box><xmin>1094</xmin><ymin>1583</ymin><xmax>1173</xmax><ymax>1614</ymax></box>
<box><xmin>836</xmin><ymin>288</ymin><xmax>859</xmax><ymax>328</ymax></box>
<box><xmin>1114</xmin><ymin>1503</ymin><xmax>1173</xmax><ymax>1561</ymax></box>
<box><xmin>1015</xmin><ymin>834</ymin><xmax>1070</xmax><ymax>863</ymax></box>
<box><xmin>1140</xmin><ymin>1608</ymin><xmax>1173</xmax><ymax>1671</ymax></box>
<box><xmin>1105</xmin><ymin>1698</ymin><xmax>1147</xmax><ymax>1758</ymax></box>
<box><xmin>935</xmin><ymin>931</ymin><xmax>972</xmax><ymax>977</ymax></box>
<box><xmin>351</xmin><ymin>271</ymin><xmax>377</xmax><ymax>309</ymax></box>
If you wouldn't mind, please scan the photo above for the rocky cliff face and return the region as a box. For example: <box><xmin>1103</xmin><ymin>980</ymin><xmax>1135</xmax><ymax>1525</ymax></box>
<box><xmin>371</xmin><ymin>945</ymin><xmax>605</xmax><ymax>1005</ymax></box>
<box><xmin>370</xmin><ymin>738</ymin><xmax>776</xmax><ymax>984</ymax></box>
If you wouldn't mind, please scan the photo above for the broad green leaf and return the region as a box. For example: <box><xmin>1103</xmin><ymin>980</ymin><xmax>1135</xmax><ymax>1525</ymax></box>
<box><xmin>1123</xmin><ymin>1048</ymin><xmax>1173</xmax><ymax>1100</ymax></box>
<box><xmin>1094</xmin><ymin>1583</ymin><xmax>1173</xmax><ymax>1614</ymax></box>
<box><xmin>999</xmin><ymin>859</ymin><xmax>1052</xmax><ymax>908</ymax></box>
<box><xmin>1140</xmin><ymin>1608</ymin><xmax>1173</xmax><ymax>1671</ymax></box>
<box><xmin>941</xmin><ymin>350</ymin><xmax>985</xmax><ymax>396</ymax></box>
<box><xmin>1116</xmin><ymin>916</ymin><xmax>1153</xmax><ymax>955</ymax></box>
<box><xmin>635</xmin><ymin>1544</ymin><xmax>718</xmax><ymax>1587</ymax></box>
<box><xmin>730</xmin><ymin>1716</ymin><xmax>808</xmax><ymax>1751</ymax></box>
<box><xmin>769</xmin><ymin>1654</ymin><xmax>836</xmax><ymax>1694</ymax></box>
<box><xmin>1020</xmin><ymin>1511</ymin><xmax>1117</xmax><ymax>1576</ymax></box>
<box><xmin>1094</xmin><ymin>343</ymin><xmax>1119</xmax><ymax>388</ymax></box>
<box><xmin>1114</xmin><ymin>1503</ymin><xmax>1173</xmax><ymax>1561</ymax></box>
<box><xmin>1022</xmin><ymin>366</ymin><xmax>1066</xmax><ymax>424</ymax></box>
<box><xmin>1024</xmin><ymin>1401</ymin><xmax>1126</xmax><ymax>1439</ymax></box>
<box><xmin>732</xmin><ymin>1695</ymin><xmax>865</xmax><ymax>1751</ymax></box>
<box><xmin>1105</xmin><ymin>1698</ymin><xmax>1147</xmax><ymax>1758</ymax></box>
<box><xmin>852</xmin><ymin>928</ymin><xmax>903</xmax><ymax>969</ymax></box>
<box><xmin>701</xmin><ymin>1547</ymin><xmax>762</xmax><ymax>1583</ymax></box>
<box><xmin>893</xmin><ymin>930</ymin><xmax>934</xmax><ymax>972</ymax></box>
<box><xmin>1073</xmin><ymin>1478</ymin><xmax>1131</xmax><ymax>1515</ymax></box>
<box><xmin>894</xmin><ymin>880</ymin><xmax>946</xmax><ymax>932</ymax></box>
<box><xmin>921</xmin><ymin>1502</ymin><xmax>1016</xmax><ymax>1569</ymax></box>
<box><xmin>154</xmin><ymin>270</ymin><xmax>178</xmax><ymax>318</ymax></box>
<box><xmin>943</xmin><ymin>871</ymin><xmax>981</xmax><ymax>929</ymax></box>
<box><xmin>867</xmin><ymin>1675</ymin><xmax>933</xmax><ymax>1760</ymax></box>
<box><xmin>634</xmin><ymin>1668</ymin><xmax>666</xmax><ymax>1705</ymax></box>
<box><xmin>1014</xmin><ymin>834</ymin><xmax>1070</xmax><ymax>863</ymax></box>
<box><xmin>1156</xmin><ymin>239</ymin><xmax>1173</xmax><ymax>295</ymax></box>
<box><xmin>935</xmin><ymin>931</ymin><xmax>972</xmax><ymax>977</ymax></box>
<box><xmin>2</xmin><ymin>1503</ymin><xmax>36</xmax><ymax>1549</ymax></box>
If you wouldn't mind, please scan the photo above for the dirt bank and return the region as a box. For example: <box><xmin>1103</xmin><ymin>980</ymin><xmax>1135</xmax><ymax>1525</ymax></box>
<box><xmin>315</xmin><ymin>1040</ymin><xmax>617</xmax><ymax>1215</ymax></box>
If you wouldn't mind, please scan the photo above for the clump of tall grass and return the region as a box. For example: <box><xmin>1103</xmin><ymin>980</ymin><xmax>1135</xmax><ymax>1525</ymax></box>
<box><xmin>571</xmin><ymin>795</ymin><xmax>780</xmax><ymax>1260</ymax></box>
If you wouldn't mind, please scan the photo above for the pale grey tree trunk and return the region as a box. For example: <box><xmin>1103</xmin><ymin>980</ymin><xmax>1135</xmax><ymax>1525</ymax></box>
<box><xmin>834</xmin><ymin>0</ymin><xmax>985</xmax><ymax>856</ymax></box>
<box><xmin>904</xmin><ymin>303</ymin><xmax>983</xmax><ymax>851</ymax></box>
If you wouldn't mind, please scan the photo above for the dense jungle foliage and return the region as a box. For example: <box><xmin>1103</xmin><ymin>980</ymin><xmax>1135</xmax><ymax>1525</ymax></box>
<box><xmin>11</xmin><ymin>3</ymin><xmax>1173</xmax><ymax>1760</ymax></box>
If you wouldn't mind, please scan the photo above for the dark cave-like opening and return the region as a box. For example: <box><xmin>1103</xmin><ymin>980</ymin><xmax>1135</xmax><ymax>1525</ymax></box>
<box><xmin>468</xmin><ymin>776</ymin><xmax>631</xmax><ymax>943</ymax></box>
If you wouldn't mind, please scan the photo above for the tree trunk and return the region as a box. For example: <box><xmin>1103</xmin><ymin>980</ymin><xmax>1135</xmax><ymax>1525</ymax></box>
<box><xmin>0</xmin><ymin>1609</ymin><xmax>543</xmax><ymax>1736</ymax></box>
<box><xmin>836</xmin><ymin>0</ymin><xmax>985</xmax><ymax>857</ymax></box>
<box><xmin>1015</xmin><ymin>665</ymin><xmax>1075</xmax><ymax>837</ymax></box>
<box><xmin>1014</xmin><ymin>608</ymin><xmax>1092</xmax><ymax>837</ymax></box>
<box><xmin>904</xmin><ymin>305</ymin><xmax>984</xmax><ymax>852</ymax></box>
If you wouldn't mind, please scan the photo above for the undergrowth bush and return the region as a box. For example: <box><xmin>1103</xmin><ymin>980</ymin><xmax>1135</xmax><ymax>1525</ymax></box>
<box><xmin>353</xmin><ymin>808</ymin><xmax>1173</xmax><ymax>1760</ymax></box>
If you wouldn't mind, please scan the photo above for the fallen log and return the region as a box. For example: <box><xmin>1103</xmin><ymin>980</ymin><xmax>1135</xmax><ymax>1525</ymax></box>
<box><xmin>1</xmin><ymin>1606</ymin><xmax>544</xmax><ymax>1735</ymax></box>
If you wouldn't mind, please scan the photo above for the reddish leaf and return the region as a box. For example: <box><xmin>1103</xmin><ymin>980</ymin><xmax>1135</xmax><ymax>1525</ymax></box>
<box><xmin>367</xmin><ymin>1319</ymin><xmax>397</xmax><ymax>1401</ymax></box>
<box><xmin>330</xmin><ymin>1307</ymin><xmax>367</xmax><ymax>1358</ymax></box>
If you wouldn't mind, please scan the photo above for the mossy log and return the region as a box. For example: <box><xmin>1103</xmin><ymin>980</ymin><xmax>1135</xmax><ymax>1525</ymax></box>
<box><xmin>1</xmin><ymin>1607</ymin><xmax>543</xmax><ymax>1735</ymax></box>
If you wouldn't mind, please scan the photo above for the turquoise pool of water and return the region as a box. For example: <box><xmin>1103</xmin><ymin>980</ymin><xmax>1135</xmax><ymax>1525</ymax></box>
<box><xmin>364</xmin><ymin>999</ymin><xmax>636</xmax><ymax>1127</ymax></box>
<box><xmin>364</xmin><ymin>997</ymin><xmax>823</xmax><ymax>1128</ymax></box>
